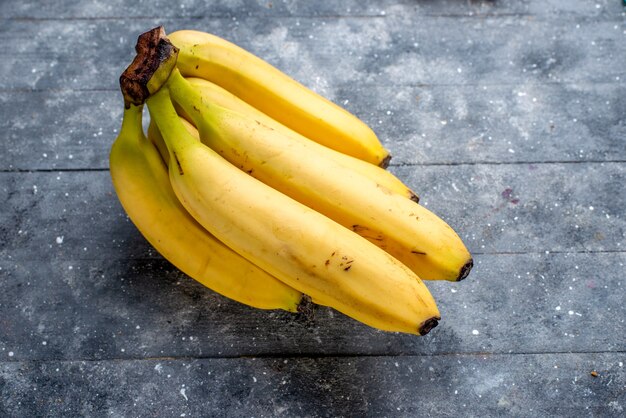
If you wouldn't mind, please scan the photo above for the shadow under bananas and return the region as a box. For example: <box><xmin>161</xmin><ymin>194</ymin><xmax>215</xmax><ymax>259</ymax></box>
<box><xmin>112</xmin><ymin>246</ymin><xmax>325</xmax><ymax>357</ymax></box>
<box><xmin>110</xmin><ymin>248</ymin><xmax>468</xmax><ymax>416</ymax></box>
<box><xmin>108</xmin><ymin>218</ymin><xmax>464</xmax><ymax>358</ymax></box>
<box><xmin>116</xmin><ymin>255</ymin><xmax>463</xmax><ymax>354</ymax></box>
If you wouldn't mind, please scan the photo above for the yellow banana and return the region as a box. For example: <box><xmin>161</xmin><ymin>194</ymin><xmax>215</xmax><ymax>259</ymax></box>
<box><xmin>167</xmin><ymin>29</ymin><xmax>391</xmax><ymax>167</ymax></box>
<box><xmin>148</xmin><ymin>115</ymin><xmax>200</xmax><ymax>166</ymax></box>
<box><xmin>168</xmin><ymin>70</ymin><xmax>473</xmax><ymax>282</ymax></box>
<box><xmin>174</xmin><ymin>77</ymin><xmax>418</xmax><ymax>202</ymax></box>
<box><xmin>110</xmin><ymin>103</ymin><xmax>302</xmax><ymax>312</ymax></box>
<box><xmin>146</xmin><ymin>85</ymin><xmax>441</xmax><ymax>335</ymax></box>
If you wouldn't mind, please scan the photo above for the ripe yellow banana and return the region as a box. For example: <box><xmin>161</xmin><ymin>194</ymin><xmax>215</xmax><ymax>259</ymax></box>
<box><xmin>167</xmin><ymin>70</ymin><xmax>473</xmax><ymax>282</ymax></box>
<box><xmin>146</xmin><ymin>85</ymin><xmax>441</xmax><ymax>335</ymax></box>
<box><xmin>174</xmin><ymin>76</ymin><xmax>418</xmax><ymax>202</ymax></box>
<box><xmin>167</xmin><ymin>29</ymin><xmax>391</xmax><ymax>167</ymax></box>
<box><xmin>109</xmin><ymin>103</ymin><xmax>302</xmax><ymax>312</ymax></box>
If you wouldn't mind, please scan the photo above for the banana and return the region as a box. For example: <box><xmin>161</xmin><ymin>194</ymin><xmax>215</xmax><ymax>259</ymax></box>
<box><xmin>167</xmin><ymin>29</ymin><xmax>391</xmax><ymax>167</ymax></box>
<box><xmin>174</xmin><ymin>77</ymin><xmax>418</xmax><ymax>202</ymax></box>
<box><xmin>148</xmin><ymin>115</ymin><xmax>200</xmax><ymax>166</ymax></box>
<box><xmin>110</xmin><ymin>103</ymin><xmax>302</xmax><ymax>312</ymax></box>
<box><xmin>146</xmin><ymin>85</ymin><xmax>441</xmax><ymax>335</ymax></box>
<box><xmin>167</xmin><ymin>70</ymin><xmax>473</xmax><ymax>282</ymax></box>
<box><xmin>147</xmin><ymin>120</ymin><xmax>172</xmax><ymax>166</ymax></box>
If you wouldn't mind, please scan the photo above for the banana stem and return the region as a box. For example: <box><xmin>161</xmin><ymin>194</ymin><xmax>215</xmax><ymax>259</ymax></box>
<box><xmin>146</xmin><ymin>86</ymin><xmax>195</xmax><ymax>159</ymax></box>
<box><xmin>119</xmin><ymin>26</ymin><xmax>179</xmax><ymax>106</ymax></box>
<box><xmin>167</xmin><ymin>69</ymin><xmax>218</xmax><ymax>137</ymax></box>
<box><xmin>120</xmin><ymin>103</ymin><xmax>144</xmax><ymax>140</ymax></box>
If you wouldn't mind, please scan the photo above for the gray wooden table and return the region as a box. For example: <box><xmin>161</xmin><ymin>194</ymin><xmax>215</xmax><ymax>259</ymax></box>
<box><xmin>1</xmin><ymin>1</ymin><xmax>625</xmax><ymax>416</ymax></box>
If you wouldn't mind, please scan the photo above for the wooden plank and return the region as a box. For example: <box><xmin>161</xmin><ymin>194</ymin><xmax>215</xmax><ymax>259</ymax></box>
<box><xmin>1</xmin><ymin>169</ymin><xmax>624</xmax><ymax>360</ymax></box>
<box><xmin>1</xmin><ymin>0</ymin><xmax>623</xmax><ymax>19</ymax></box>
<box><xmin>1</xmin><ymin>163</ymin><xmax>622</xmax><ymax>264</ymax></box>
<box><xmin>1</xmin><ymin>82</ymin><xmax>624</xmax><ymax>170</ymax></box>
<box><xmin>0</xmin><ymin>90</ymin><xmax>121</xmax><ymax>171</ymax></box>
<box><xmin>0</xmin><ymin>17</ymin><xmax>624</xmax><ymax>90</ymax></box>
<box><xmin>393</xmin><ymin>162</ymin><xmax>626</xmax><ymax>254</ymax></box>
<box><xmin>369</xmin><ymin>83</ymin><xmax>626</xmax><ymax>165</ymax></box>
<box><xmin>0</xmin><ymin>252</ymin><xmax>623</xmax><ymax>361</ymax></box>
<box><xmin>0</xmin><ymin>353</ymin><xmax>624</xmax><ymax>416</ymax></box>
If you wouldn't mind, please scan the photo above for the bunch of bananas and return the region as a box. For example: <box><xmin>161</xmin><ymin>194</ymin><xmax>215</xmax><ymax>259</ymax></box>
<box><xmin>110</xmin><ymin>27</ymin><xmax>472</xmax><ymax>336</ymax></box>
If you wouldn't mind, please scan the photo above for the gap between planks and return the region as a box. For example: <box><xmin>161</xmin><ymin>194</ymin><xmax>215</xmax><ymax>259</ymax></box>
<box><xmin>4</xmin><ymin>12</ymin><xmax>625</xmax><ymax>22</ymax></box>
<box><xmin>1</xmin><ymin>79</ymin><xmax>625</xmax><ymax>94</ymax></box>
<box><xmin>0</xmin><ymin>14</ymin><xmax>543</xmax><ymax>23</ymax></box>
<box><xmin>392</xmin><ymin>160</ymin><xmax>626</xmax><ymax>167</ymax></box>
<box><xmin>0</xmin><ymin>349</ymin><xmax>624</xmax><ymax>365</ymax></box>
<box><xmin>1</xmin><ymin>160</ymin><xmax>625</xmax><ymax>173</ymax></box>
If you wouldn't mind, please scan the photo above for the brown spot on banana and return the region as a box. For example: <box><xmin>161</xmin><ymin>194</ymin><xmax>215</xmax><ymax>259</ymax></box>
<box><xmin>173</xmin><ymin>151</ymin><xmax>184</xmax><ymax>175</ymax></box>
<box><xmin>376</xmin><ymin>183</ymin><xmax>391</xmax><ymax>195</ymax></box>
<box><xmin>352</xmin><ymin>225</ymin><xmax>385</xmax><ymax>242</ymax></box>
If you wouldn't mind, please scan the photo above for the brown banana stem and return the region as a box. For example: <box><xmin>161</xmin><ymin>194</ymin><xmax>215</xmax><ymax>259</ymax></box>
<box><xmin>418</xmin><ymin>317</ymin><xmax>440</xmax><ymax>336</ymax></box>
<box><xmin>457</xmin><ymin>258</ymin><xmax>474</xmax><ymax>282</ymax></box>
<box><xmin>119</xmin><ymin>26</ymin><xmax>179</xmax><ymax>107</ymax></box>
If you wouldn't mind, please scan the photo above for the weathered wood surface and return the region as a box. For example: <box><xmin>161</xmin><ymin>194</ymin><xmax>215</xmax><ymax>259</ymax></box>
<box><xmin>2</xmin><ymin>164</ymin><xmax>623</xmax><ymax>262</ymax></box>
<box><xmin>1</xmin><ymin>354</ymin><xmax>625</xmax><ymax>417</ymax></box>
<box><xmin>1</xmin><ymin>16</ymin><xmax>625</xmax><ymax>91</ymax></box>
<box><xmin>1</xmin><ymin>0</ymin><xmax>625</xmax><ymax>416</ymax></box>
<box><xmin>1</xmin><ymin>250</ymin><xmax>624</xmax><ymax>360</ymax></box>
<box><xmin>1</xmin><ymin>82</ymin><xmax>625</xmax><ymax>170</ymax></box>
<box><xmin>1</xmin><ymin>0</ymin><xmax>625</xmax><ymax>19</ymax></box>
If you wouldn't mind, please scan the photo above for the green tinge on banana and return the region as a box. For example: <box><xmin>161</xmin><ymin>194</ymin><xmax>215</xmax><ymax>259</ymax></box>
<box><xmin>175</xmin><ymin>76</ymin><xmax>420</xmax><ymax>203</ymax></box>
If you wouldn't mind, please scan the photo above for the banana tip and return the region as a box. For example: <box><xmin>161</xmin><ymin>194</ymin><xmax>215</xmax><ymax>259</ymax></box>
<box><xmin>457</xmin><ymin>258</ymin><xmax>474</xmax><ymax>282</ymax></box>
<box><xmin>296</xmin><ymin>294</ymin><xmax>316</xmax><ymax>319</ymax></box>
<box><xmin>418</xmin><ymin>317</ymin><xmax>440</xmax><ymax>336</ymax></box>
<box><xmin>379</xmin><ymin>153</ymin><xmax>392</xmax><ymax>169</ymax></box>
